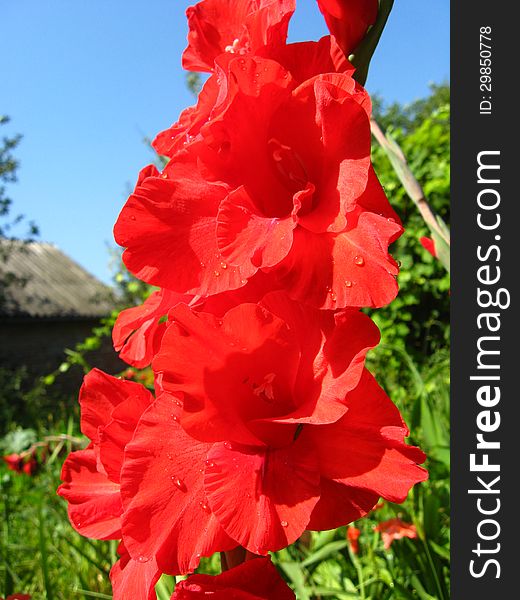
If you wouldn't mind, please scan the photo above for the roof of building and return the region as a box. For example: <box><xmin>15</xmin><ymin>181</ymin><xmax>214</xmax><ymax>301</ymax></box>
<box><xmin>0</xmin><ymin>239</ymin><xmax>116</xmax><ymax>319</ymax></box>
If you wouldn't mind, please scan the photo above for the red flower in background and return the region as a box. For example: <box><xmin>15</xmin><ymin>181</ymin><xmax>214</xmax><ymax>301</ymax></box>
<box><xmin>182</xmin><ymin>0</ymin><xmax>295</xmax><ymax>72</ymax></box>
<box><xmin>347</xmin><ymin>525</ymin><xmax>361</xmax><ymax>554</ymax></box>
<box><xmin>115</xmin><ymin>58</ymin><xmax>401</xmax><ymax>310</ymax></box>
<box><xmin>171</xmin><ymin>557</ymin><xmax>295</xmax><ymax>599</ymax></box>
<box><xmin>2</xmin><ymin>595</ymin><xmax>32</xmax><ymax>600</ymax></box>
<box><xmin>2</xmin><ymin>453</ymin><xmax>38</xmax><ymax>476</ymax></box>
<box><xmin>317</xmin><ymin>0</ymin><xmax>379</xmax><ymax>57</ymax></box>
<box><xmin>375</xmin><ymin>518</ymin><xmax>418</xmax><ymax>549</ymax></box>
<box><xmin>419</xmin><ymin>236</ymin><xmax>437</xmax><ymax>259</ymax></box>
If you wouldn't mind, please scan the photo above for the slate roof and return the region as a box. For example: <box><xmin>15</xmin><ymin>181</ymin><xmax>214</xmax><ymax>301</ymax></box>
<box><xmin>0</xmin><ymin>239</ymin><xmax>116</xmax><ymax>319</ymax></box>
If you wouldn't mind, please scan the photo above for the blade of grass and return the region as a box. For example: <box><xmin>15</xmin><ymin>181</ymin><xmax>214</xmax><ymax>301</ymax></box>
<box><xmin>38</xmin><ymin>500</ymin><xmax>54</xmax><ymax>600</ymax></box>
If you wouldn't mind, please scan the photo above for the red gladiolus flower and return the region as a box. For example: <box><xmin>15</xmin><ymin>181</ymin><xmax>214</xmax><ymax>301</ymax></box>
<box><xmin>115</xmin><ymin>57</ymin><xmax>401</xmax><ymax>310</ymax></box>
<box><xmin>120</xmin><ymin>294</ymin><xmax>426</xmax><ymax>560</ymax></box>
<box><xmin>419</xmin><ymin>236</ymin><xmax>437</xmax><ymax>258</ymax></box>
<box><xmin>2</xmin><ymin>595</ymin><xmax>32</xmax><ymax>600</ymax></box>
<box><xmin>317</xmin><ymin>0</ymin><xmax>379</xmax><ymax>57</ymax></box>
<box><xmin>182</xmin><ymin>0</ymin><xmax>295</xmax><ymax>73</ymax></box>
<box><xmin>375</xmin><ymin>518</ymin><xmax>418</xmax><ymax>549</ymax></box>
<box><xmin>171</xmin><ymin>557</ymin><xmax>295</xmax><ymax>599</ymax></box>
<box><xmin>347</xmin><ymin>525</ymin><xmax>360</xmax><ymax>554</ymax></box>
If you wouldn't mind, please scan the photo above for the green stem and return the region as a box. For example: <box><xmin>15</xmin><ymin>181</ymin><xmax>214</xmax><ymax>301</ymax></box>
<box><xmin>351</xmin><ymin>0</ymin><xmax>395</xmax><ymax>85</ymax></box>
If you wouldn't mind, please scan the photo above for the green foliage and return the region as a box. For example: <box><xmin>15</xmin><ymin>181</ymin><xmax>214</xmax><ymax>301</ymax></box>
<box><xmin>368</xmin><ymin>84</ymin><xmax>450</xmax><ymax>362</ymax></box>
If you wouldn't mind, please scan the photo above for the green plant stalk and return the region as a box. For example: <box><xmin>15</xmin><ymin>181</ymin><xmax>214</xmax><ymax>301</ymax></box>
<box><xmin>370</xmin><ymin>119</ymin><xmax>450</xmax><ymax>272</ymax></box>
<box><xmin>2</xmin><ymin>489</ymin><xmax>14</xmax><ymax>597</ymax></box>
<box><xmin>351</xmin><ymin>0</ymin><xmax>395</xmax><ymax>85</ymax></box>
<box><xmin>38</xmin><ymin>501</ymin><xmax>54</xmax><ymax>600</ymax></box>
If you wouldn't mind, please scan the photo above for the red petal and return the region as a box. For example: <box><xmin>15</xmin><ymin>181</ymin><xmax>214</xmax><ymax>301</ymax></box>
<box><xmin>120</xmin><ymin>394</ymin><xmax>234</xmax><ymax>575</ymax></box>
<box><xmin>114</xmin><ymin>164</ymin><xmax>255</xmax><ymax>296</ymax></box>
<box><xmin>216</xmin><ymin>186</ymin><xmax>296</xmax><ymax>269</ymax></box>
<box><xmin>113</xmin><ymin>289</ymin><xmax>186</xmax><ymax>369</ymax></box>
<box><xmin>57</xmin><ymin>448</ymin><xmax>122</xmax><ymax>540</ymax></box>
<box><xmin>255</xmin><ymin>293</ymin><xmax>380</xmax><ymax>426</ymax></box>
<box><xmin>292</xmin><ymin>75</ymin><xmax>372</xmax><ymax>233</ymax></box>
<box><xmin>204</xmin><ymin>437</ymin><xmax>320</xmax><ymax>554</ymax></box>
<box><xmin>317</xmin><ymin>0</ymin><xmax>379</xmax><ymax>57</ymax></box>
<box><xmin>182</xmin><ymin>0</ymin><xmax>295</xmax><ymax>73</ymax></box>
<box><xmin>307</xmin><ymin>478</ymin><xmax>379</xmax><ymax>530</ymax></box>
<box><xmin>273</xmin><ymin>210</ymin><xmax>402</xmax><ymax>309</ymax></box>
<box><xmin>303</xmin><ymin>371</ymin><xmax>427</xmax><ymax>529</ymax></box>
<box><xmin>420</xmin><ymin>236</ymin><xmax>437</xmax><ymax>258</ymax></box>
<box><xmin>110</xmin><ymin>543</ymin><xmax>161</xmax><ymax>600</ymax></box>
<box><xmin>79</xmin><ymin>369</ymin><xmax>148</xmax><ymax>445</ymax></box>
<box><xmin>357</xmin><ymin>166</ymin><xmax>401</xmax><ymax>223</ymax></box>
<box><xmin>270</xmin><ymin>36</ymin><xmax>353</xmax><ymax>83</ymax></box>
<box><xmin>154</xmin><ymin>303</ymin><xmax>301</xmax><ymax>446</ymax></box>
<box><xmin>99</xmin><ymin>388</ymin><xmax>154</xmax><ymax>483</ymax></box>
<box><xmin>172</xmin><ymin>557</ymin><xmax>295</xmax><ymax>599</ymax></box>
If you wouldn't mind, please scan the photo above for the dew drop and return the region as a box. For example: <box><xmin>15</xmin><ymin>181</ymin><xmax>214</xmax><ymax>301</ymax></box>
<box><xmin>172</xmin><ymin>415</ymin><xmax>179</xmax><ymax>423</ymax></box>
<box><xmin>214</xmin><ymin>270</ymin><xmax>220</xmax><ymax>277</ymax></box>
<box><xmin>138</xmin><ymin>556</ymin><xmax>150</xmax><ymax>563</ymax></box>
<box><xmin>280</xmin><ymin>520</ymin><xmax>289</xmax><ymax>528</ymax></box>
<box><xmin>223</xmin><ymin>441</ymin><xmax>233</xmax><ymax>450</ymax></box>
<box><xmin>205</xmin><ymin>460</ymin><xmax>215</xmax><ymax>468</ymax></box>
<box><xmin>172</xmin><ymin>477</ymin><xmax>187</xmax><ymax>492</ymax></box>
<box><xmin>130</xmin><ymin>215</ymin><xmax>136</xmax><ymax>221</ymax></box>
<box><xmin>344</xmin><ymin>280</ymin><xmax>352</xmax><ymax>288</ymax></box>
<box><xmin>220</xmin><ymin>261</ymin><xmax>228</xmax><ymax>269</ymax></box>
<box><xmin>397</xmin><ymin>259</ymin><xmax>402</xmax><ymax>268</ymax></box>
<box><xmin>173</xmin><ymin>398</ymin><xmax>183</xmax><ymax>407</ymax></box>
<box><xmin>241</xmin><ymin>279</ymin><xmax>247</xmax><ymax>284</ymax></box>
<box><xmin>199</xmin><ymin>500</ymin><xmax>211</xmax><ymax>513</ymax></box>
<box><xmin>387</xmin><ymin>217</ymin><xmax>396</xmax><ymax>223</ymax></box>
<box><xmin>200</xmin><ymin>261</ymin><xmax>206</xmax><ymax>268</ymax></box>
<box><xmin>354</xmin><ymin>255</ymin><xmax>365</xmax><ymax>266</ymax></box>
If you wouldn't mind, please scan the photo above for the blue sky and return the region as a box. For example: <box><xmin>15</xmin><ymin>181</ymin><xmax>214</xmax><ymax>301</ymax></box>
<box><xmin>1</xmin><ymin>0</ymin><xmax>449</xmax><ymax>285</ymax></box>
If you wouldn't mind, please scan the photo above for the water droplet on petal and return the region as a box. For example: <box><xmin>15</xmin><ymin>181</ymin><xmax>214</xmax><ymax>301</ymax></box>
<box><xmin>199</xmin><ymin>500</ymin><xmax>211</xmax><ymax>513</ymax></box>
<box><xmin>130</xmin><ymin>215</ymin><xmax>136</xmax><ymax>221</ymax></box>
<box><xmin>172</xmin><ymin>477</ymin><xmax>187</xmax><ymax>492</ymax></box>
<box><xmin>220</xmin><ymin>261</ymin><xmax>227</xmax><ymax>269</ymax></box>
<box><xmin>200</xmin><ymin>261</ymin><xmax>206</xmax><ymax>268</ymax></box>
<box><xmin>280</xmin><ymin>520</ymin><xmax>289</xmax><ymax>528</ymax></box>
<box><xmin>344</xmin><ymin>280</ymin><xmax>352</xmax><ymax>288</ymax></box>
<box><xmin>214</xmin><ymin>270</ymin><xmax>220</xmax><ymax>277</ymax></box>
<box><xmin>387</xmin><ymin>217</ymin><xmax>396</xmax><ymax>223</ymax></box>
<box><xmin>138</xmin><ymin>556</ymin><xmax>150</xmax><ymax>563</ymax></box>
<box><xmin>354</xmin><ymin>256</ymin><xmax>365</xmax><ymax>266</ymax></box>
<box><xmin>223</xmin><ymin>441</ymin><xmax>233</xmax><ymax>450</ymax></box>
<box><xmin>205</xmin><ymin>460</ymin><xmax>215</xmax><ymax>468</ymax></box>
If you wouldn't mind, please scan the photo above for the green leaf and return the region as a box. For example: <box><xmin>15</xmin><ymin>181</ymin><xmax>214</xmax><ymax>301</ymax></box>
<box><xmin>279</xmin><ymin>561</ymin><xmax>310</xmax><ymax>600</ymax></box>
<box><xmin>301</xmin><ymin>540</ymin><xmax>349</xmax><ymax>567</ymax></box>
